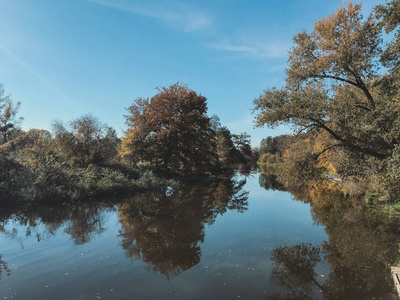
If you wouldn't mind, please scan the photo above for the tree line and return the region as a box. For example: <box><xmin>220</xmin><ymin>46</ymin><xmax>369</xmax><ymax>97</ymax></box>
<box><xmin>0</xmin><ymin>82</ymin><xmax>254</xmax><ymax>203</ymax></box>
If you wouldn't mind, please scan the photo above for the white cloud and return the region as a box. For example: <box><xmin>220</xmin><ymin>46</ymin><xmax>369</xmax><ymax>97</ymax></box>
<box><xmin>90</xmin><ymin>0</ymin><xmax>291</xmax><ymax>60</ymax></box>
<box><xmin>212</xmin><ymin>39</ymin><xmax>291</xmax><ymax>59</ymax></box>
<box><xmin>89</xmin><ymin>0</ymin><xmax>213</xmax><ymax>33</ymax></box>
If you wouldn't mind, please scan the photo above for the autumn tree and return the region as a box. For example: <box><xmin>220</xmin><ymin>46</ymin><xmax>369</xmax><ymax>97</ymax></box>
<box><xmin>253</xmin><ymin>2</ymin><xmax>400</xmax><ymax>194</ymax></box>
<box><xmin>0</xmin><ymin>83</ymin><xmax>23</xmax><ymax>144</ymax></box>
<box><xmin>254</xmin><ymin>2</ymin><xmax>393</xmax><ymax>157</ymax></box>
<box><xmin>52</xmin><ymin>115</ymin><xmax>119</xmax><ymax>166</ymax></box>
<box><xmin>122</xmin><ymin>83</ymin><xmax>219</xmax><ymax>174</ymax></box>
<box><xmin>375</xmin><ymin>0</ymin><xmax>400</xmax><ymax>72</ymax></box>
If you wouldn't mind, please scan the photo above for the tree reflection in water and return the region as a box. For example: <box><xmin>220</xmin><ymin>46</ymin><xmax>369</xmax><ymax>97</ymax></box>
<box><xmin>260</xmin><ymin>171</ymin><xmax>400</xmax><ymax>299</ymax></box>
<box><xmin>0</xmin><ymin>204</ymin><xmax>113</xmax><ymax>246</ymax></box>
<box><xmin>271</xmin><ymin>243</ymin><xmax>325</xmax><ymax>299</ymax></box>
<box><xmin>258</xmin><ymin>172</ymin><xmax>285</xmax><ymax>192</ymax></box>
<box><xmin>118</xmin><ymin>175</ymin><xmax>249</xmax><ymax>279</ymax></box>
<box><xmin>0</xmin><ymin>173</ymin><xmax>249</xmax><ymax>280</ymax></box>
<box><xmin>0</xmin><ymin>254</ymin><xmax>10</xmax><ymax>280</ymax></box>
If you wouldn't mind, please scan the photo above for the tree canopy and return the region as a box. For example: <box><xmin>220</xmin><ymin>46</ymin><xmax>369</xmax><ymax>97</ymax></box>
<box><xmin>253</xmin><ymin>2</ymin><xmax>400</xmax><ymax>201</ymax></box>
<box><xmin>52</xmin><ymin>114</ymin><xmax>119</xmax><ymax>166</ymax></box>
<box><xmin>0</xmin><ymin>83</ymin><xmax>22</xmax><ymax>144</ymax></box>
<box><xmin>254</xmin><ymin>2</ymin><xmax>393</xmax><ymax>159</ymax></box>
<box><xmin>122</xmin><ymin>83</ymin><xmax>219</xmax><ymax>174</ymax></box>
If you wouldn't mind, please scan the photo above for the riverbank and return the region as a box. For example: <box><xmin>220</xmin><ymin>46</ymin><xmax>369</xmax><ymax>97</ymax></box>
<box><xmin>0</xmin><ymin>151</ymin><xmax>248</xmax><ymax>204</ymax></box>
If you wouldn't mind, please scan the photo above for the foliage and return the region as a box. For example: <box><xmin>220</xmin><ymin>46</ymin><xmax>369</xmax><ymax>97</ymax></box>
<box><xmin>258</xmin><ymin>135</ymin><xmax>292</xmax><ymax>163</ymax></box>
<box><xmin>259</xmin><ymin>136</ymin><xmax>276</xmax><ymax>155</ymax></box>
<box><xmin>375</xmin><ymin>0</ymin><xmax>400</xmax><ymax>71</ymax></box>
<box><xmin>278</xmin><ymin>138</ymin><xmax>323</xmax><ymax>187</ymax></box>
<box><xmin>52</xmin><ymin>115</ymin><xmax>119</xmax><ymax>167</ymax></box>
<box><xmin>259</xmin><ymin>152</ymin><xmax>279</xmax><ymax>165</ymax></box>
<box><xmin>0</xmin><ymin>154</ymin><xmax>29</xmax><ymax>201</ymax></box>
<box><xmin>122</xmin><ymin>83</ymin><xmax>219</xmax><ymax>174</ymax></box>
<box><xmin>253</xmin><ymin>2</ymin><xmax>400</xmax><ymax>201</ymax></box>
<box><xmin>215</xmin><ymin>126</ymin><xmax>242</xmax><ymax>166</ymax></box>
<box><xmin>254</xmin><ymin>2</ymin><xmax>387</xmax><ymax>157</ymax></box>
<box><xmin>232</xmin><ymin>132</ymin><xmax>252</xmax><ymax>162</ymax></box>
<box><xmin>0</xmin><ymin>83</ymin><xmax>23</xmax><ymax>144</ymax></box>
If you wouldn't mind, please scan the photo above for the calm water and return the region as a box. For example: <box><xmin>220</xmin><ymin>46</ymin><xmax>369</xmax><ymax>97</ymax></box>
<box><xmin>0</xmin><ymin>172</ymin><xmax>399</xmax><ymax>299</ymax></box>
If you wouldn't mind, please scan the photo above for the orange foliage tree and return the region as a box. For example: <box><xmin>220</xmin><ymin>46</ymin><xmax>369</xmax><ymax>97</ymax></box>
<box><xmin>122</xmin><ymin>83</ymin><xmax>219</xmax><ymax>174</ymax></box>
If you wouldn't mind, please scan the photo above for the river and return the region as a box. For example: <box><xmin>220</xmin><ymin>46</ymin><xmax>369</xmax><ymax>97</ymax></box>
<box><xmin>0</xmin><ymin>171</ymin><xmax>398</xmax><ymax>299</ymax></box>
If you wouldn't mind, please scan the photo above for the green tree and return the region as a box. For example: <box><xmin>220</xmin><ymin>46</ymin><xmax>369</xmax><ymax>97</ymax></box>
<box><xmin>122</xmin><ymin>83</ymin><xmax>219</xmax><ymax>174</ymax></box>
<box><xmin>232</xmin><ymin>132</ymin><xmax>253</xmax><ymax>162</ymax></box>
<box><xmin>0</xmin><ymin>83</ymin><xmax>23</xmax><ymax>144</ymax></box>
<box><xmin>259</xmin><ymin>136</ymin><xmax>276</xmax><ymax>155</ymax></box>
<box><xmin>215</xmin><ymin>126</ymin><xmax>244</xmax><ymax>166</ymax></box>
<box><xmin>52</xmin><ymin>115</ymin><xmax>119</xmax><ymax>166</ymax></box>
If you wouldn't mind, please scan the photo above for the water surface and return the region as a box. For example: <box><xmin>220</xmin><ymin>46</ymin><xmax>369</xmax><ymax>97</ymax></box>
<box><xmin>0</xmin><ymin>172</ymin><xmax>398</xmax><ymax>299</ymax></box>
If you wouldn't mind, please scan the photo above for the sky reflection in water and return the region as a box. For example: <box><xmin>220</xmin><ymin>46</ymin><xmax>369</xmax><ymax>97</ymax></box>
<box><xmin>0</xmin><ymin>172</ymin><xmax>398</xmax><ymax>299</ymax></box>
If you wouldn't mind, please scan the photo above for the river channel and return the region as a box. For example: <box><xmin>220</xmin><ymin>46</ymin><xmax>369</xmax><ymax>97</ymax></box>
<box><xmin>0</xmin><ymin>171</ymin><xmax>398</xmax><ymax>299</ymax></box>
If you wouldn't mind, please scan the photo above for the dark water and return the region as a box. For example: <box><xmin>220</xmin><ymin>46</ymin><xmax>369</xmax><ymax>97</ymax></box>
<box><xmin>0</xmin><ymin>172</ymin><xmax>399</xmax><ymax>299</ymax></box>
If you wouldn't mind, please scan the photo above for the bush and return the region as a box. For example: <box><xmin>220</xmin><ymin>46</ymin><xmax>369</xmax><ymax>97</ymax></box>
<box><xmin>97</xmin><ymin>168</ymin><xmax>131</xmax><ymax>194</ymax></box>
<box><xmin>278</xmin><ymin>139</ymin><xmax>324</xmax><ymax>187</ymax></box>
<box><xmin>260</xmin><ymin>153</ymin><xmax>279</xmax><ymax>164</ymax></box>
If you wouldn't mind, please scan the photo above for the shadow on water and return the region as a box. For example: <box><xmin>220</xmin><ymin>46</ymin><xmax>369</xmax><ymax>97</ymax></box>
<box><xmin>0</xmin><ymin>172</ymin><xmax>249</xmax><ymax>280</ymax></box>
<box><xmin>259</xmin><ymin>170</ymin><xmax>400</xmax><ymax>299</ymax></box>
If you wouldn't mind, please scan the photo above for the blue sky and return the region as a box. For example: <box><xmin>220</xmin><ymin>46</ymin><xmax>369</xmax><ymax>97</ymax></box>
<box><xmin>0</xmin><ymin>0</ymin><xmax>384</xmax><ymax>147</ymax></box>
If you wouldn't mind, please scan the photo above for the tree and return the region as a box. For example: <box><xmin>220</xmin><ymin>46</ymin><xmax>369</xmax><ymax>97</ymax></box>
<box><xmin>286</xmin><ymin>2</ymin><xmax>381</xmax><ymax>108</ymax></box>
<box><xmin>209</xmin><ymin>114</ymin><xmax>222</xmax><ymax>132</ymax></box>
<box><xmin>259</xmin><ymin>136</ymin><xmax>276</xmax><ymax>155</ymax></box>
<box><xmin>375</xmin><ymin>0</ymin><xmax>400</xmax><ymax>72</ymax></box>
<box><xmin>52</xmin><ymin>115</ymin><xmax>119</xmax><ymax>166</ymax></box>
<box><xmin>122</xmin><ymin>83</ymin><xmax>219</xmax><ymax>174</ymax></box>
<box><xmin>253</xmin><ymin>2</ymin><xmax>398</xmax><ymax>160</ymax></box>
<box><xmin>0</xmin><ymin>83</ymin><xmax>23</xmax><ymax>144</ymax></box>
<box><xmin>215</xmin><ymin>126</ymin><xmax>238</xmax><ymax>166</ymax></box>
<box><xmin>232</xmin><ymin>132</ymin><xmax>253</xmax><ymax>162</ymax></box>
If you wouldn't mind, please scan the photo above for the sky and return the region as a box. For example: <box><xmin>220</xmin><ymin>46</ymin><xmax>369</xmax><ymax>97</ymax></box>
<box><xmin>0</xmin><ymin>0</ymin><xmax>385</xmax><ymax>147</ymax></box>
